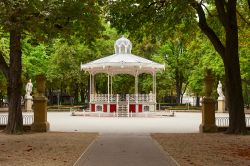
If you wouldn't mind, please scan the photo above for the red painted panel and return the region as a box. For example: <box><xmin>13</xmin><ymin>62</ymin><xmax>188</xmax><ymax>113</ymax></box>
<box><xmin>91</xmin><ymin>104</ymin><xmax>95</xmax><ymax>112</ymax></box>
<box><xmin>129</xmin><ymin>104</ymin><xmax>135</xmax><ymax>112</ymax></box>
<box><xmin>103</xmin><ymin>104</ymin><xmax>107</xmax><ymax>112</ymax></box>
<box><xmin>139</xmin><ymin>104</ymin><xmax>142</xmax><ymax>112</ymax></box>
<box><xmin>110</xmin><ymin>104</ymin><xmax>116</xmax><ymax>112</ymax></box>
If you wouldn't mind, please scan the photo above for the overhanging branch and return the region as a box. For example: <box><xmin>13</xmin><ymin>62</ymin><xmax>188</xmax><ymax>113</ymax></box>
<box><xmin>191</xmin><ymin>2</ymin><xmax>225</xmax><ymax>59</ymax></box>
<box><xmin>201</xmin><ymin>3</ymin><xmax>216</xmax><ymax>17</ymax></box>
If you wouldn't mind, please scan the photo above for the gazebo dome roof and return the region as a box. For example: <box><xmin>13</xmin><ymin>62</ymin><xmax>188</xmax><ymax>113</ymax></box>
<box><xmin>81</xmin><ymin>36</ymin><xmax>165</xmax><ymax>75</ymax></box>
<box><xmin>114</xmin><ymin>36</ymin><xmax>132</xmax><ymax>54</ymax></box>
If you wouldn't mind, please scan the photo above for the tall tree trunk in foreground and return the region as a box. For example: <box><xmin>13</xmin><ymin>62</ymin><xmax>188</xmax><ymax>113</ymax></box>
<box><xmin>192</xmin><ymin>0</ymin><xmax>246</xmax><ymax>133</ymax></box>
<box><xmin>224</xmin><ymin>80</ymin><xmax>229</xmax><ymax>112</ymax></box>
<box><xmin>5</xmin><ymin>30</ymin><xmax>23</xmax><ymax>134</ymax></box>
<box><xmin>223</xmin><ymin>1</ymin><xmax>246</xmax><ymax>133</ymax></box>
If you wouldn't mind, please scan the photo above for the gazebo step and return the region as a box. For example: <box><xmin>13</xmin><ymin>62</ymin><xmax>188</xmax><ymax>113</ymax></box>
<box><xmin>118</xmin><ymin>105</ymin><xmax>128</xmax><ymax>117</ymax></box>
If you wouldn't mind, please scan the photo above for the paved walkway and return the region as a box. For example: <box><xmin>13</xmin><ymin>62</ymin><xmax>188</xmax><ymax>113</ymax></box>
<box><xmin>74</xmin><ymin>133</ymin><xmax>178</xmax><ymax>166</ymax></box>
<box><xmin>47</xmin><ymin>112</ymin><xmax>203</xmax><ymax>133</ymax></box>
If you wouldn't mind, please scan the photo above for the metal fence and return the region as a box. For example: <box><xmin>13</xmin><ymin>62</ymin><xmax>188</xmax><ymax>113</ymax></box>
<box><xmin>216</xmin><ymin>117</ymin><xmax>250</xmax><ymax>127</ymax></box>
<box><xmin>0</xmin><ymin>115</ymin><xmax>33</xmax><ymax>125</ymax></box>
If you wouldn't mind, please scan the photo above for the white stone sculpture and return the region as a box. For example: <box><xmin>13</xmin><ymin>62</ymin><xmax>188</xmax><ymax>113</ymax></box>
<box><xmin>217</xmin><ymin>81</ymin><xmax>224</xmax><ymax>99</ymax></box>
<box><xmin>217</xmin><ymin>80</ymin><xmax>225</xmax><ymax>112</ymax></box>
<box><xmin>25</xmin><ymin>79</ymin><xmax>33</xmax><ymax>97</ymax></box>
<box><xmin>25</xmin><ymin>79</ymin><xmax>33</xmax><ymax>112</ymax></box>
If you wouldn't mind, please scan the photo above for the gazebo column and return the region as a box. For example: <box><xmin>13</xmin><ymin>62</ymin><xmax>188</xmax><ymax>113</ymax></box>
<box><xmin>89</xmin><ymin>74</ymin><xmax>91</xmax><ymax>98</ymax></box>
<box><xmin>135</xmin><ymin>74</ymin><xmax>139</xmax><ymax>113</ymax></box>
<box><xmin>91</xmin><ymin>74</ymin><xmax>95</xmax><ymax>95</ymax></box>
<box><xmin>107</xmin><ymin>74</ymin><xmax>110</xmax><ymax>113</ymax></box>
<box><xmin>89</xmin><ymin>73</ymin><xmax>95</xmax><ymax>112</ymax></box>
<box><xmin>111</xmin><ymin>75</ymin><xmax>113</xmax><ymax>101</ymax></box>
<box><xmin>152</xmin><ymin>72</ymin><xmax>156</xmax><ymax>111</ymax></box>
<box><xmin>89</xmin><ymin>73</ymin><xmax>92</xmax><ymax>111</ymax></box>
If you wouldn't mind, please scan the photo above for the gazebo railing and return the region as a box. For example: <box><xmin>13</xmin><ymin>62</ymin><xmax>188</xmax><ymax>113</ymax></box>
<box><xmin>90</xmin><ymin>94</ymin><xmax>156</xmax><ymax>103</ymax></box>
<box><xmin>90</xmin><ymin>94</ymin><xmax>116</xmax><ymax>102</ymax></box>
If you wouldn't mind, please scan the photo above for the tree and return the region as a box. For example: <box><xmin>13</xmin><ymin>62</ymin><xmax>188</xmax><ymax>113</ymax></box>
<box><xmin>159</xmin><ymin>40</ymin><xmax>192</xmax><ymax>104</ymax></box>
<box><xmin>0</xmin><ymin>0</ymin><xmax>104</xmax><ymax>134</ymax></box>
<box><xmin>186</xmin><ymin>32</ymin><xmax>225</xmax><ymax>106</ymax></box>
<box><xmin>45</xmin><ymin>24</ymin><xmax>118</xmax><ymax>105</ymax></box>
<box><xmin>107</xmin><ymin>0</ymin><xmax>248</xmax><ymax>134</ymax></box>
<box><xmin>47</xmin><ymin>39</ymin><xmax>94</xmax><ymax>104</ymax></box>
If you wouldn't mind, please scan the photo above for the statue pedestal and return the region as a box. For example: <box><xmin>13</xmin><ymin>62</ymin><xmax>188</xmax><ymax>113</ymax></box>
<box><xmin>31</xmin><ymin>75</ymin><xmax>50</xmax><ymax>132</ymax></box>
<box><xmin>199</xmin><ymin>97</ymin><xmax>217</xmax><ymax>133</ymax></box>
<box><xmin>25</xmin><ymin>96</ymin><xmax>33</xmax><ymax>112</ymax></box>
<box><xmin>31</xmin><ymin>96</ymin><xmax>50</xmax><ymax>132</ymax></box>
<box><xmin>217</xmin><ymin>97</ymin><xmax>225</xmax><ymax>113</ymax></box>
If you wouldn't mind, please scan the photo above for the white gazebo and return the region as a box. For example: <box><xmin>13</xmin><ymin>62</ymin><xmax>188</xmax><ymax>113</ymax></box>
<box><xmin>81</xmin><ymin>36</ymin><xmax>164</xmax><ymax>116</ymax></box>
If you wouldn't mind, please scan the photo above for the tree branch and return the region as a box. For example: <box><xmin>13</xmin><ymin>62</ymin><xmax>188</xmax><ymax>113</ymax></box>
<box><xmin>201</xmin><ymin>3</ymin><xmax>216</xmax><ymax>17</ymax></box>
<box><xmin>145</xmin><ymin>1</ymin><xmax>158</xmax><ymax>9</ymax></box>
<box><xmin>215</xmin><ymin>0</ymin><xmax>227</xmax><ymax>28</ymax></box>
<box><xmin>191</xmin><ymin>2</ymin><xmax>225</xmax><ymax>59</ymax></box>
<box><xmin>0</xmin><ymin>50</ymin><xmax>9</xmax><ymax>79</ymax></box>
<box><xmin>145</xmin><ymin>0</ymin><xmax>167</xmax><ymax>9</ymax></box>
<box><xmin>236</xmin><ymin>9</ymin><xmax>250</xmax><ymax>25</ymax></box>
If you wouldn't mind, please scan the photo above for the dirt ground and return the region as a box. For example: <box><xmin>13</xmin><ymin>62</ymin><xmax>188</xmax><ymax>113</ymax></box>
<box><xmin>1</xmin><ymin>130</ymin><xmax>250</xmax><ymax>166</ymax></box>
<box><xmin>152</xmin><ymin>133</ymin><xmax>250</xmax><ymax>166</ymax></box>
<box><xmin>0</xmin><ymin>131</ymin><xmax>97</xmax><ymax>166</ymax></box>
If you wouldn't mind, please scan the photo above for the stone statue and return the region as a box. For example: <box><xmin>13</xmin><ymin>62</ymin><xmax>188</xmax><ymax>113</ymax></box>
<box><xmin>217</xmin><ymin>81</ymin><xmax>224</xmax><ymax>98</ymax></box>
<box><xmin>25</xmin><ymin>79</ymin><xmax>33</xmax><ymax>97</ymax></box>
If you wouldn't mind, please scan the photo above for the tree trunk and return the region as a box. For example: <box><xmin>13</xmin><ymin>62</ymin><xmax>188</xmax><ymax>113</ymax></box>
<box><xmin>49</xmin><ymin>88</ymin><xmax>53</xmax><ymax>105</ymax></box>
<box><xmin>224</xmin><ymin>79</ymin><xmax>229</xmax><ymax>112</ymax></box>
<box><xmin>175</xmin><ymin>71</ymin><xmax>182</xmax><ymax>105</ymax></box>
<box><xmin>224</xmin><ymin>1</ymin><xmax>246</xmax><ymax>134</ymax></box>
<box><xmin>243</xmin><ymin>80</ymin><xmax>249</xmax><ymax>108</ymax></box>
<box><xmin>196</xmin><ymin>95</ymin><xmax>200</xmax><ymax>107</ymax></box>
<box><xmin>224</xmin><ymin>60</ymin><xmax>246</xmax><ymax>133</ymax></box>
<box><xmin>0</xmin><ymin>92</ymin><xmax>3</xmax><ymax>107</ymax></box>
<box><xmin>80</xmin><ymin>87</ymin><xmax>86</xmax><ymax>103</ymax></box>
<box><xmin>5</xmin><ymin>30</ymin><xmax>23</xmax><ymax>134</ymax></box>
<box><xmin>176</xmin><ymin>84</ymin><xmax>181</xmax><ymax>104</ymax></box>
<box><xmin>74</xmin><ymin>83</ymin><xmax>79</xmax><ymax>105</ymax></box>
<box><xmin>60</xmin><ymin>83</ymin><xmax>63</xmax><ymax>104</ymax></box>
<box><xmin>180</xmin><ymin>95</ymin><xmax>183</xmax><ymax>104</ymax></box>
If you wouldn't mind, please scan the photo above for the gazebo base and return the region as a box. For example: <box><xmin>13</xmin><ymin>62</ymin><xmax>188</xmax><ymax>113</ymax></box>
<box><xmin>90</xmin><ymin>103</ymin><xmax>156</xmax><ymax>113</ymax></box>
<box><xmin>71</xmin><ymin>111</ymin><xmax>174</xmax><ymax>118</ymax></box>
